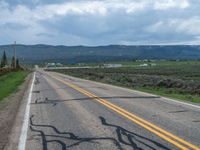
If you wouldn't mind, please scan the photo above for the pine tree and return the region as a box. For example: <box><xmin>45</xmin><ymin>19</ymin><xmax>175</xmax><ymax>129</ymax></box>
<box><xmin>0</xmin><ymin>50</ymin><xmax>8</xmax><ymax>68</ymax></box>
<box><xmin>11</xmin><ymin>56</ymin><xmax>15</xmax><ymax>68</ymax></box>
<box><xmin>16</xmin><ymin>58</ymin><xmax>20</xmax><ymax>68</ymax></box>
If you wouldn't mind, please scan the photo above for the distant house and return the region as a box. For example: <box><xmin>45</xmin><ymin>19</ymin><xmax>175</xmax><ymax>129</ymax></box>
<box><xmin>56</xmin><ymin>63</ymin><xmax>63</xmax><ymax>67</ymax></box>
<box><xmin>103</xmin><ymin>64</ymin><xmax>122</xmax><ymax>68</ymax></box>
<box><xmin>139</xmin><ymin>63</ymin><xmax>148</xmax><ymax>67</ymax></box>
<box><xmin>139</xmin><ymin>63</ymin><xmax>157</xmax><ymax>67</ymax></box>
<box><xmin>47</xmin><ymin>63</ymin><xmax>63</xmax><ymax>68</ymax></box>
<box><xmin>47</xmin><ymin>63</ymin><xmax>55</xmax><ymax>68</ymax></box>
<box><xmin>150</xmin><ymin>63</ymin><xmax>157</xmax><ymax>67</ymax></box>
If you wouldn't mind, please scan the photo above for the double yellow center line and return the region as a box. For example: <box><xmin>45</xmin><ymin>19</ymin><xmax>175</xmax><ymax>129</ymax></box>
<box><xmin>52</xmin><ymin>74</ymin><xmax>200</xmax><ymax>150</ymax></box>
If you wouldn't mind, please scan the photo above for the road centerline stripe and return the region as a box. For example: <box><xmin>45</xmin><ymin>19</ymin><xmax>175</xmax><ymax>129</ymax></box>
<box><xmin>51</xmin><ymin>74</ymin><xmax>200</xmax><ymax>150</ymax></box>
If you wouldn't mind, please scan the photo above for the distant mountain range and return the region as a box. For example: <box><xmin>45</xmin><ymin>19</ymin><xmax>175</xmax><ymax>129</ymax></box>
<box><xmin>0</xmin><ymin>44</ymin><xmax>200</xmax><ymax>64</ymax></box>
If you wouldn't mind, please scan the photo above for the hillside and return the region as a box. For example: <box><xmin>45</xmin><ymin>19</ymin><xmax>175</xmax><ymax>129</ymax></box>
<box><xmin>0</xmin><ymin>45</ymin><xmax>200</xmax><ymax>64</ymax></box>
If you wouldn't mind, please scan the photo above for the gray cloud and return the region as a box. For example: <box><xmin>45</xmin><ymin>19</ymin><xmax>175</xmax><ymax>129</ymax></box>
<box><xmin>0</xmin><ymin>0</ymin><xmax>200</xmax><ymax>45</ymax></box>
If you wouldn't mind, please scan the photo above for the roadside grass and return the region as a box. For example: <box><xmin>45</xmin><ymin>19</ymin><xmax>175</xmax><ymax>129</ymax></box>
<box><xmin>135</xmin><ymin>87</ymin><xmax>200</xmax><ymax>103</ymax></box>
<box><xmin>0</xmin><ymin>71</ymin><xmax>30</xmax><ymax>101</ymax></box>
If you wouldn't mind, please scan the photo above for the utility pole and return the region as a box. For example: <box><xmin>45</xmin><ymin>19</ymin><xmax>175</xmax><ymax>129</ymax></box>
<box><xmin>13</xmin><ymin>41</ymin><xmax>16</xmax><ymax>68</ymax></box>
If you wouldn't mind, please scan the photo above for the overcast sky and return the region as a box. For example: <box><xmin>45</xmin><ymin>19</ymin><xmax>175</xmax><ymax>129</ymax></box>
<box><xmin>0</xmin><ymin>0</ymin><xmax>200</xmax><ymax>45</ymax></box>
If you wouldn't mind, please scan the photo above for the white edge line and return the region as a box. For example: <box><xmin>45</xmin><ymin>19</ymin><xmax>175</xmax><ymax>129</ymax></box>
<box><xmin>18</xmin><ymin>72</ymin><xmax>35</xmax><ymax>150</ymax></box>
<box><xmin>53</xmin><ymin>72</ymin><xmax>200</xmax><ymax>110</ymax></box>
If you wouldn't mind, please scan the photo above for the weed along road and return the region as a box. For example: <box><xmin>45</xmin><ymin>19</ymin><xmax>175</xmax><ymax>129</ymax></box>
<box><xmin>18</xmin><ymin>70</ymin><xmax>200</xmax><ymax>150</ymax></box>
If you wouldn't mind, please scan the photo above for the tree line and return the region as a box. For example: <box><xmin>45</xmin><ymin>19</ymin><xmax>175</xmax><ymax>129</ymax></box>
<box><xmin>0</xmin><ymin>50</ymin><xmax>20</xmax><ymax>69</ymax></box>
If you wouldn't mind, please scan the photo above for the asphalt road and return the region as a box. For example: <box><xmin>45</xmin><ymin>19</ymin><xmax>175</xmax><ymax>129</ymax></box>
<box><xmin>22</xmin><ymin>70</ymin><xmax>200</xmax><ymax>150</ymax></box>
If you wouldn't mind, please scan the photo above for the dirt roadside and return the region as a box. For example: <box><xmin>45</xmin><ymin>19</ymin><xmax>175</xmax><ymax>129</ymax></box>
<box><xmin>0</xmin><ymin>73</ymin><xmax>32</xmax><ymax>150</ymax></box>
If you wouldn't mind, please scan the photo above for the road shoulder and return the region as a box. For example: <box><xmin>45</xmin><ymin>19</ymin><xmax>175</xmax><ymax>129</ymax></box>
<box><xmin>0</xmin><ymin>73</ymin><xmax>32</xmax><ymax>150</ymax></box>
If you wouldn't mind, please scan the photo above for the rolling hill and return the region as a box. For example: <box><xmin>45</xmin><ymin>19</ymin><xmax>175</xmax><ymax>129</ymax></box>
<box><xmin>0</xmin><ymin>45</ymin><xmax>200</xmax><ymax>64</ymax></box>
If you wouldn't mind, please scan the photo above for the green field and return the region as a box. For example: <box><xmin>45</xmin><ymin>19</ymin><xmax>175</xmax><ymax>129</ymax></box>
<box><xmin>50</xmin><ymin>60</ymin><xmax>200</xmax><ymax>103</ymax></box>
<box><xmin>63</xmin><ymin>60</ymin><xmax>200</xmax><ymax>67</ymax></box>
<box><xmin>115</xmin><ymin>60</ymin><xmax>200</xmax><ymax>68</ymax></box>
<box><xmin>0</xmin><ymin>71</ymin><xmax>30</xmax><ymax>101</ymax></box>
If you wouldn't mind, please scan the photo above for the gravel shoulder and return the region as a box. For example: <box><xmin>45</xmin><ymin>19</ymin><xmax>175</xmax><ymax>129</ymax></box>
<box><xmin>0</xmin><ymin>74</ymin><xmax>32</xmax><ymax>150</ymax></box>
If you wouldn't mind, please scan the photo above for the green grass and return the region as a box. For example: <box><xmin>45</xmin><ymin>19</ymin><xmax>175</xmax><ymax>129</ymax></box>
<box><xmin>135</xmin><ymin>87</ymin><xmax>200</xmax><ymax>103</ymax></box>
<box><xmin>0</xmin><ymin>71</ymin><xmax>29</xmax><ymax>101</ymax></box>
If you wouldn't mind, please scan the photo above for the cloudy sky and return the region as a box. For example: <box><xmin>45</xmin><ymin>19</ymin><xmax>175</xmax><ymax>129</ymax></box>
<box><xmin>0</xmin><ymin>0</ymin><xmax>200</xmax><ymax>45</ymax></box>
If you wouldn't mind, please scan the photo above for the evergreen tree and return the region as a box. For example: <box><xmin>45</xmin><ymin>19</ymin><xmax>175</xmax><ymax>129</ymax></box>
<box><xmin>11</xmin><ymin>56</ymin><xmax>15</xmax><ymax>68</ymax></box>
<box><xmin>16</xmin><ymin>58</ymin><xmax>20</xmax><ymax>68</ymax></box>
<box><xmin>0</xmin><ymin>50</ymin><xmax>8</xmax><ymax>68</ymax></box>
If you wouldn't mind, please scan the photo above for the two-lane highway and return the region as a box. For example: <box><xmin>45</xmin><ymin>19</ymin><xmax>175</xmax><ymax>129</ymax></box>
<box><xmin>18</xmin><ymin>70</ymin><xmax>200</xmax><ymax>150</ymax></box>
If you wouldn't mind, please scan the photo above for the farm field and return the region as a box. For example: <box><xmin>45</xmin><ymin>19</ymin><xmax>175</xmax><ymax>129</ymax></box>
<box><xmin>51</xmin><ymin>61</ymin><xmax>200</xmax><ymax>103</ymax></box>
